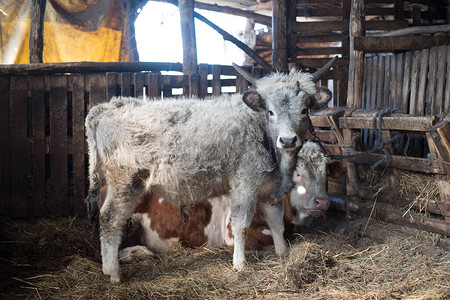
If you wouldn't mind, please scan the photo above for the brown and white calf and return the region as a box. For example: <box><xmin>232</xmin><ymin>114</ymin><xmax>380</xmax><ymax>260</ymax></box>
<box><xmin>114</xmin><ymin>141</ymin><xmax>336</xmax><ymax>260</ymax></box>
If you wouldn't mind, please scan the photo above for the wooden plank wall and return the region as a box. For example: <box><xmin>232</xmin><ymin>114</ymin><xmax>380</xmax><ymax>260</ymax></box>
<box><xmin>290</xmin><ymin>0</ymin><xmax>445</xmax><ymax>109</ymax></box>
<box><xmin>361</xmin><ymin>45</ymin><xmax>450</xmax><ymax>115</ymax></box>
<box><xmin>0</xmin><ymin>65</ymin><xmax>257</xmax><ymax>218</ymax></box>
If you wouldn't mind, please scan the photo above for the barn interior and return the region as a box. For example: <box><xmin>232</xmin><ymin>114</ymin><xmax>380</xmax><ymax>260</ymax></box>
<box><xmin>0</xmin><ymin>0</ymin><xmax>449</xmax><ymax>298</ymax></box>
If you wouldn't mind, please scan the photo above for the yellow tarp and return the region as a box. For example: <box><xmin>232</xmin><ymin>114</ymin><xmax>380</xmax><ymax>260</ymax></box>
<box><xmin>0</xmin><ymin>0</ymin><xmax>125</xmax><ymax>64</ymax></box>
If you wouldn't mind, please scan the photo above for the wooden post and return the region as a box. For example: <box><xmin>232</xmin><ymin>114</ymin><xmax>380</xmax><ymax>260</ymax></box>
<box><xmin>345</xmin><ymin>0</ymin><xmax>365</xmax><ymax>219</ymax></box>
<box><xmin>347</xmin><ymin>0</ymin><xmax>365</xmax><ymax>108</ymax></box>
<box><xmin>29</xmin><ymin>0</ymin><xmax>47</xmax><ymax>63</ymax></box>
<box><xmin>179</xmin><ymin>0</ymin><xmax>198</xmax><ymax>75</ymax></box>
<box><xmin>426</xmin><ymin>122</ymin><xmax>450</xmax><ymax>221</ymax></box>
<box><xmin>119</xmin><ymin>0</ymin><xmax>140</xmax><ymax>62</ymax></box>
<box><xmin>394</xmin><ymin>0</ymin><xmax>404</xmax><ymax>20</ymax></box>
<box><xmin>272</xmin><ymin>0</ymin><xmax>288</xmax><ymax>69</ymax></box>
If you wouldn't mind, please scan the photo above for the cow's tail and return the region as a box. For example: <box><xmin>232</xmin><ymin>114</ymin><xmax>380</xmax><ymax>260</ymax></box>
<box><xmin>85</xmin><ymin>106</ymin><xmax>105</xmax><ymax>235</ymax></box>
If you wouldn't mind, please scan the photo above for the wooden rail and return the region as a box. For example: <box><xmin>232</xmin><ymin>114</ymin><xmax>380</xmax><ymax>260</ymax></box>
<box><xmin>310</xmin><ymin>106</ymin><xmax>450</xmax><ymax>235</ymax></box>
<box><xmin>0</xmin><ymin>63</ymin><xmax>268</xmax><ymax>218</ymax></box>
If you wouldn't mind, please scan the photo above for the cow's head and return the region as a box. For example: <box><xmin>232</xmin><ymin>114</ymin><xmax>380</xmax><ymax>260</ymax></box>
<box><xmin>233</xmin><ymin>57</ymin><xmax>336</xmax><ymax>152</ymax></box>
<box><xmin>292</xmin><ymin>142</ymin><xmax>329</xmax><ymax>218</ymax></box>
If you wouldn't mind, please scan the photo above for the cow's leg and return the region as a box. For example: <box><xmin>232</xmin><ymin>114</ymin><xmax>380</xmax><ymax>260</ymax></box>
<box><xmin>230</xmin><ymin>189</ymin><xmax>256</xmax><ymax>271</ymax></box>
<box><xmin>260</xmin><ymin>201</ymin><xmax>287</xmax><ymax>256</ymax></box>
<box><xmin>100</xmin><ymin>168</ymin><xmax>147</xmax><ymax>282</ymax></box>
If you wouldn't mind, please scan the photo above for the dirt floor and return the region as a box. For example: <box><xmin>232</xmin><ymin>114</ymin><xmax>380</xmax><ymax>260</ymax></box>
<box><xmin>1</xmin><ymin>211</ymin><xmax>449</xmax><ymax>299</ymax></box>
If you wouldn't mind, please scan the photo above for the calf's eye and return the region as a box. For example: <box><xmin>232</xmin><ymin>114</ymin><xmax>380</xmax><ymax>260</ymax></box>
<box><xmin>268</xmin><ymin>110</ymin><xmax>274</xmax><ymax>116</ymax></box>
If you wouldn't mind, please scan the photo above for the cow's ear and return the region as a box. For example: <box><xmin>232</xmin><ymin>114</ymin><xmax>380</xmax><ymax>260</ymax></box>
<box><xmin>326</xmin><ymin>161</ymin><xmax>347</xmax><ymax>178</ymax></box>
<box><xmin>310</xmin><ymin>86</ymin><xmax>332</xmax><ymax>112</ymax></box>
<box><xmin>243</xmin><ymin>90</ymin><xmax>265</xmax><ymax>112</ymax></box>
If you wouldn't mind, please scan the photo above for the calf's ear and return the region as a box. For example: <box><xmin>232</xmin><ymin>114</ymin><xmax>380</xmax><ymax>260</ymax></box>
<box><xmin>326</xmin><ymin>161</ymin><xmax>347</xmax><ymax>178</ymax></box>
<box><xmin>243</xmin><ymin>90</ymin><xmax>266</xmax><ymax>112</ymax></box>
<box><xmin>310</xmin><ymin>86</ymin><xmax>332</xmax><ymax>112</ymax></box>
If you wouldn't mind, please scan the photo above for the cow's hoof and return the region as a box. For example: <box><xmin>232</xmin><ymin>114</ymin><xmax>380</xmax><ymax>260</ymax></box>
<box><xmin>119</xmin><ymin>245</ymin><xmax>154</xmax><ymax>262</ymax></box>
<box><xmin>110</xmin><ymin>273</ymin><xmax>121</xmax><ymax>283</ymax></box>
<box><xmin>233</xmin><ymin>260</ymin><xmax>246</xmax><ymax>272</ymax></box>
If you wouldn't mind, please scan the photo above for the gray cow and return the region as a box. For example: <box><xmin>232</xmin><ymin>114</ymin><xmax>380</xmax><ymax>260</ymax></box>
<box><xmin>86</xmin><ymin>59</ymin><xmax>335</xmax><ymax>282</ymax></box>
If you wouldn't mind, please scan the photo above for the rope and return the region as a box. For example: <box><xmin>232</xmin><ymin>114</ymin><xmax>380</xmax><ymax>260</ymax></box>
<box><xmin>310</xmin><ymin>109</ymin><xmax>403</xmax><ymax>170</ymax></box>
<box><xmin>424</xmin><ymin>152</ymin><xmax>450</xmax><ymax>173</ymax></box>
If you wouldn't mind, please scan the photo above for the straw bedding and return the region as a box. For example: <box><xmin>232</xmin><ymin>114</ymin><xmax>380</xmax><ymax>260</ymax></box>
<box><xmin>1</xmin><ymin>214</ymin><xmax>449</xmax><ymax>299</ymax></box>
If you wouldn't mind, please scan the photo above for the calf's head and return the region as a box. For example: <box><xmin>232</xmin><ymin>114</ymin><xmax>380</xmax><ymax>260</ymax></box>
<box><xmin>289</xmin><ymin>141</ymin><xmax>330</xmax><ymax>225</ymax></box>
<box><xmin>233</xmin><ymin>57</ymin><xmax>336</xmax><ymax>151</ymax></box>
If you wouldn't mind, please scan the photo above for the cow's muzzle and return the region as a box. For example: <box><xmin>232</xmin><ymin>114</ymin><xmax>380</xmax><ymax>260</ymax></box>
<box><xmin>277</xmin><ymin>135</ymin><xmax>299</xmax><ymax>149</ymax></box>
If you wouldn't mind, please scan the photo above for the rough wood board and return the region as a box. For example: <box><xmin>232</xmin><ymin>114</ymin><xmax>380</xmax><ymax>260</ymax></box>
<box><xmin>71</xmin><ymin>75</ymin><xmax>86</xmax><ymax>217</ymax></box>
<box><xmin>212</xmin><ymin>65</ymin><xmax>221</xmax><ymax>97</ymax></box>
<box><xmin>134</xmin><ymin>73</ymin><xmax>145</xmax><ymax>98</ymax></box>
<box><xmin>198</xmin><ymin>64</ymin><xmax>208</xmax><ymax>98</ymax></box>
<box><xmin>9</xmin><ymin>77</ymin><xmax>29</xmax><ymax>217</ymax></box>
<box><xmin>444</xmin><ymin>45</ymin><xmax>450</xmax><ymax>112</ymax></box>
<box><xmin>338</xmin><ymin>115</ymin><xmax>438</xmax><ymax>131</ymax></box>
<box><xmin>347</xmin><ymin>198</ymin><xmax>450</xmax><ymax>236</ymax></box>
<box><xmin>120</xmin><ymin>72</ymin><xmax>132</xmax><ymax>97</ymax></box>
<box><xmin>31</xmin><ymin>76</ymin><xmax>46</xmax><ymax>217</ymax></box>
<box><xmin>434</xmin><ymin>45</ymin><xmax>447</xmax><ymax>114</ymax></box>
<box><xmin>409</xmin><ymin>50</ymin><xmax>420</xmax><ymax>115</ymax></box>
<box><xmin>417</xmin><ymin>48</ymin><xmax>429</xmax><ymax>115</ymax></box>
<box><xmin>106</xmin><ymin>72</ymin><xmax>119</xmax><ymax>101</ymax></box>
<box><xmin>401</xmin><ymin>51</ymin><xmax>411</xmax><ymax>113</ymax></box>
<box><xmin>49</xmin><ymin>75</ymin><xmax>68</xmax><ymax>216</ymax></box>
<box><xmin>347</xmin><ymin>184</ymin><xmax>450</xmax><ymax>216</ymax></box>
<box><xmin>0</xmin><ymin>76</ymin><xmax>10</xmax><ymax>215</ymax></box>
<box><xmin>426</xmin><ymin>47</ymin><xmax>438</xmax><ymax>115</ymax></box>
<box><xmin>88</xmin><ymin>73</ymin><xmax>107</xmax><ymax>108</ymax></box>
<box><xmin>343</xmin><ymin>151</ymin><xmax>446</xmax><ymax>174</ymax></box>
<box><xmin>147</xmin><ymin>73</ymin><xmax>160</xmax><ymax>99</ymax></box>
<box><xmin>426</xmin><ymin>122</ymin><xmax>450</xmax><ymax>220</ymax></box>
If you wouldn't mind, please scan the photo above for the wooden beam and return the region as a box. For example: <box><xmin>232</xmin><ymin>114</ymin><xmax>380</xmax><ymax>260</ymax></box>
<box><xmin>338</xmin><ymin>115</ymin><xmax>438</xmax><ymax>131</ymax></box>
<box><xmin>347</xmin><ymin>198</ymin><xmax>450</xmax><ymax>236</ymax></box>
<box><xmin>29</xmin><ymin>0</ymin><xmax>46</xmax><ymax>63</ymax></box>
<box><xmin>119</xmin><ymin>0</ymin><xmax>140</xmax><ymax>62</ymax></box>
<box><xmin>354</xmin><ymin>36</ymin><xmax>450</xmax><ymax>52</ymax></box>
<box><xmin>343</xmin><ymin>152</ymin><xmax>447</xmax><ymax>174</ymax></box>
<box><xmin>194</xmin><ymin>2</ymin><xmax>271</xmax><ymax>26</ymax></box>
<box><xmin>154</xmin><ymin>0</ymin><xmax>272</xmax><ymax>26</ymax></box>
<box><xmin>246</xmin><ymin>1</ymin><xmax>272</xmax><ymax>12</ymax></box>
<box><xmin>347</xmin><ymin>0</ymin><xmax>365</xmax><ymax>109</ymax></box>
<box><xmin>0</xmin><ymin>62</ymin><xmax>184</xmax><ymax>75</ymax></box>
<box><xmin>179</xmin><ymin>0</ymin><xmax>198</xmax><ymax>75</ymax></box>
<box><xmin>194</xmin><ymin>12</ymin><xmax>271</xmax><ymax>68</ymax></box>
<box><xmin>272</xmin><ymin>0</ymin><xmax>288</xmax><ymax>69</ymax></box>
<box><xmin>376</xmin><ymin>24</ymin><xmax>450</xmax><ymax>37</ymax></box>
<box><xmin>296</xmin><ymin>47</ymin><xmax>343</xmax><ymax>56</ymax></box>
<box><xmin>347</xmin><ymin>184</ymin><xmax>450</xmax><ymax>216</ymax></box>
<box><xmin>159</xmin><ymin>0</ymin><xmax>271</xmax><ymax>68</ymax></box>
<box><xmin>426</xmin><ymin>122</ymin><xmax>450</xmax><ymax>220</ymax></box>
<box><xmin>291</xmin><ymin>20</ymin><xmax>408</xmax><ymax>33</ymax></box>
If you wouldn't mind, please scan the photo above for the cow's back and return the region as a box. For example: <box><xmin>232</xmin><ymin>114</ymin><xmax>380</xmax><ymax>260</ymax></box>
<box><xmin>91</xmin><ymin>96</ymin><xmax>276</xmax><ymax>205</ymax></box>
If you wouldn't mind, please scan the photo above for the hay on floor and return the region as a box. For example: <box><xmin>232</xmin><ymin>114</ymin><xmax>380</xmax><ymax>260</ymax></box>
<box><xmin>0</xmin><ymin>216</ymin><xmax>449</xmax><ymax>299</ymax></box>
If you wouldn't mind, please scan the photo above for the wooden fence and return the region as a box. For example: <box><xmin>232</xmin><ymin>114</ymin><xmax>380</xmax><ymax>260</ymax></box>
<box><xmin>361</xmin><ymin>45</ymin><xmax>450</xmax><ymax>115</ymax></box>
<box><xmin>308</xmin><ymin>45</ymin><xmax>450</xmax><ymax>235</ymax></box>
<box><xmin>0</xmin><ymin>62</ymin><xmax>271</xmax><ymax>218</ymax></box>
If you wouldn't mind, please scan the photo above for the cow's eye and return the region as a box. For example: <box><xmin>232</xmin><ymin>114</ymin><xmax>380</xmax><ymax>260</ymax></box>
<box><xmin>268</xmin><ymin>110</ymin><xmax>274</xmax><ymax>117</ymax></box>
<box><xmin>301</xmin><ymin>108</ymin><xmax>308</xmax><ymax>115</ymax></box>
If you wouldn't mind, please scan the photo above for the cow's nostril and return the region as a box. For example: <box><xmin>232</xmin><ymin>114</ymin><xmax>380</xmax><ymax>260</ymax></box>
<box><xmin>280</xmin><ymin>136</ymin><xmax>298</xmax><ymax>147</ymax></box>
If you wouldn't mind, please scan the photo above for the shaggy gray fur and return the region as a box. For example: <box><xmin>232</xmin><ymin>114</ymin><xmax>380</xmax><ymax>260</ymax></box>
<box><xmin>85</xmin><ymin>69</ymin><xmax>332</xmax><ymax>282</ymax></box>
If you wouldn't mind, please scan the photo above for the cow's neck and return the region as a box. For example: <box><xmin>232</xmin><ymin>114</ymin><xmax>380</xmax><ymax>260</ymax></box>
<box><xmin>266</xmin><ymin>149</ymin><xmax>297</xmax><ymax>203</ymax></box>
